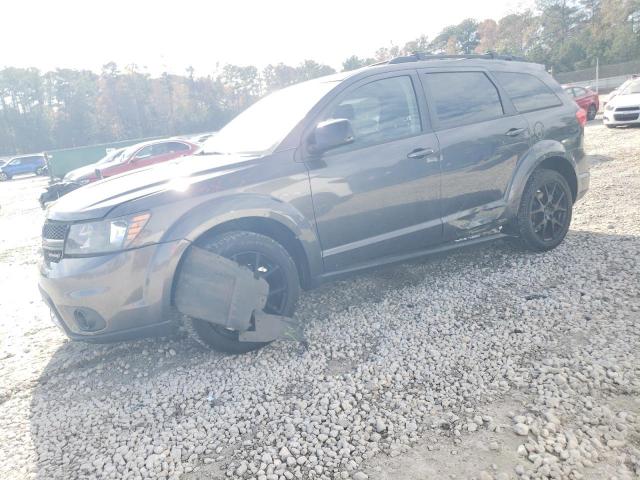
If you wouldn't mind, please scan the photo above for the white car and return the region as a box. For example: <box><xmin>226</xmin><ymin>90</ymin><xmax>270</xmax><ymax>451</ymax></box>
<box><xmin>603</xmin><ymin>78</ymin><xmax>640</xmax><ymax>128</ymax></box>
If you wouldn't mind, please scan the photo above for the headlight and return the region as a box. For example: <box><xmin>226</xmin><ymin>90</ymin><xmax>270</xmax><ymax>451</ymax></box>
<box><xmin>65</xmin><ymin>212</ymin><xmax>151</xmax><ymax>255</ymax></box>
<box><xmin>605</xmin><ymin>103</ymin><xmax>614</xmax><ymax>111</ymax></box>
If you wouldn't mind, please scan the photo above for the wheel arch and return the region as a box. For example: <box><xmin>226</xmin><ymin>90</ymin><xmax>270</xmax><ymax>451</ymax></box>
<box><xmin>505</xmin><ymin>141</ymin><xmax>579</xmax><ymax>218</ymax></box>
<box><xmin>192</xmin><ymin>216</ymin><xmax>314</xmax><ymax>290</ymax></box>
<box><xmin>536</xmin><ymin>156</ymin><xmax>578</xmax><ymax>202</ymax></box>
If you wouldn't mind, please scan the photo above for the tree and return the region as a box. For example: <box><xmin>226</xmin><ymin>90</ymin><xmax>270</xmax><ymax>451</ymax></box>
<box><xmin>430</xmin><ymin>19</ymin><xmax>479</xmax><ymax>54</ymax></box>
<box><xmin>342</xmin><ymin>55</ymin><xmax>375</xmax><ymax>71</ymax></box>
<box><xmin>495</xmin><ymin>11</ymin><xmax>539</xmax><ymax>57</ymax></box>
<box><xmin>263</xmin><ymin>63</ymin><xmax>299</xmax><ymax>91</ymax></box>
<box><xmin>402</xmin><ymin>35</ymin><xmax>430</xmax><ymax>54</ymax></box>
<box><xmin>536</xmin><ymin>0</ymin><xmax>583</xmax><ymax>47</ymax></box>
<box><xmin>475</xmin><ymin>19</ymin><xmax>499</xmax><ymax>53</ymax></box>
<box><xmin>2</xmin><ymin>1</ymin><xmax>640</xmax><ymax>156</ymax></box>
<box><xmin>295</xmin><ymin>60</ymin><xmax>336</xmax><ymax>81</ymax></box>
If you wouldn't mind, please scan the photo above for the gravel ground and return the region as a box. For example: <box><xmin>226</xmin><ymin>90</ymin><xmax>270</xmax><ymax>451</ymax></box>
<box><xmin>0</xmin><ymin>121</ymin><xmax>639</xmax><ymax>480</ymax></box>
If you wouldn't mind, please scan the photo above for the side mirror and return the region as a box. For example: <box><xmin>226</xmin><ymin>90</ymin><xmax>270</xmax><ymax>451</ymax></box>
<box><xmin>308</xmin><ymin>118</ymin><xmax>355</xmax><ymax>154</ymax></box>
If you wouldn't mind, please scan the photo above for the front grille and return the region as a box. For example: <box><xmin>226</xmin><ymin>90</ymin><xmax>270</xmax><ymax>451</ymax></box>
<box><xmin>42</xmin><ymin>221</ymin><xmax>69</xmax><ymax>240</ymax></box>
<box><xmin>42</xmin><ymin>221</ymin><xmax>68</xmax><ymax>264</ymax></box>
<box><xmin>615</xmin><ymin>106</ymin><xmax>639</xmax><ymax>112</ymax></box>
<box><xmin>614</xmin><ymin>113</ymin><xmax>639</xmax><ymax>122</ymax></box>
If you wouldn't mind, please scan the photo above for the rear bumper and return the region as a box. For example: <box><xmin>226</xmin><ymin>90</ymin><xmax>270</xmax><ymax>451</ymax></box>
<box><xmin>576</xmin><ymin>171</ymin><xmax>590</xmax><ymax>202</ymax></box>
<box><xmin>38</xmin><ymin>239</ymin><xmax>191</xmax><ymax>342</ymax></box>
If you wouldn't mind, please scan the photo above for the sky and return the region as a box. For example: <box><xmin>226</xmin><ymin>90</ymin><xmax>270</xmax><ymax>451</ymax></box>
<box><xmin>1</xmin><ymin>0</ymin><xmax>534</xmax><ymax>76</ymax></box>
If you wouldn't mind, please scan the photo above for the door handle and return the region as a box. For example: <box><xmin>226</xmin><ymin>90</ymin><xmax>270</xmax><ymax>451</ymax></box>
<box><xmin>407</xmin><ymin>148</ymin><xmax>436</xmax><ymax>159</ymax></box>
<box><xmin>505</xmin><ymin>127</ymin><xmax>526</xmax><ymax>137</ymax></box>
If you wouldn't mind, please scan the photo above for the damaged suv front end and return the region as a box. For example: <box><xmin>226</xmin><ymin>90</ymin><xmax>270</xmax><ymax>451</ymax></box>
<box><xmin>39</xmin><ymin>210</ymin><xmax>190</xmax><ymax>341</ymax></box>
<box><xmin>37</xmin><ymin>76</ymin><xmax>337</xmax><ymax>345</ymax></box>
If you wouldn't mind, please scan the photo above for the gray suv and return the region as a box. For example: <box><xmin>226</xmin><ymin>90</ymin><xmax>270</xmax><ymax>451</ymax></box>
<box><xmin>39</xmin><ymin>54</ymin><xmax>589</xmax><ymax>353</ymax></box>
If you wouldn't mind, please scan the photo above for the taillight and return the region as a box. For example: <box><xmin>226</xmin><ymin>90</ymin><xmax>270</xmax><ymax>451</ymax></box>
<box><xmin>576</xmin><ymin>108</ymin><xmax>587</xmax><ymax>127</ymax></box>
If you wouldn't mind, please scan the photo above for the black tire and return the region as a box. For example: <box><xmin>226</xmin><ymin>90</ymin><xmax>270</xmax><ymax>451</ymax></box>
<box><xmin>186</xmin><ymin>231</ymin><xmax>300</xmax><ymax>354</ymax></box>
<box><xmin>0</xmin><ymin>172</ymin><xmax>10</xmax><ymax>181</ymax></box>
<box><xmin>514</xmin><ymin>169</ymin><xmax>573</xmax><ymax>252</ymax></box>
<box><xmin>587</xmin><ymin>104</ymin><xmax>597</xmax><ymax>121</ymax></box>
<box><xmin>606</xmin><ymin>124</ymin><xmax>616</xmax><ymax>129</ymax></box>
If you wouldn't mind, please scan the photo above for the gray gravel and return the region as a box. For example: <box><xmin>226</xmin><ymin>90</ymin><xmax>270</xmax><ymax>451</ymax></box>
<box><xmin>0</xmin><ymin>121</ymin><xmax>639</xmax><ymax>480</ymax></box>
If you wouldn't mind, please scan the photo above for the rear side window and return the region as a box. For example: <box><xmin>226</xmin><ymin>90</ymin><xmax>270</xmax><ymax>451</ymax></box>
<box><xmin>423</xmin><ymin>72</ymin><xmax>504</xmax><ymax>129</ymax></box>
<box><xmin>493</xmin><ymin>72</ymin><xmax>562</xmax><ymax>113</ymax></box>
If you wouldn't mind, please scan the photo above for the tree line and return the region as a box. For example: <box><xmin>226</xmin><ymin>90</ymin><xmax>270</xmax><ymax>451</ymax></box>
<box><xmin>1</xmin><ymin>0</ymin><xmax>638</xmax><ymax>156</ymax></box>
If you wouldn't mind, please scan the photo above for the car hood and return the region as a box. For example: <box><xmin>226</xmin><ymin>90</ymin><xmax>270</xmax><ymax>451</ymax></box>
<box><xmin>64</xmin><ymin>163</ymin><xmax>99</xmax><ymax>182</ymax></box>
<box><xmin>46</xmin><ymin>153</ymin><xmax>261</xmax><ymax>221</ymax></box>
<box><xmin>608</xmin><ymin>93</ymin><xmax>640</xmax><ymax>108</ymax></box>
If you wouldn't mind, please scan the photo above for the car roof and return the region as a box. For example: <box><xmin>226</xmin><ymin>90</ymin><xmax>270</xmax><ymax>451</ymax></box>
<box><xmin>128</xmin><ymin>138</ymin><xmax>195</xmax><ymax>150</ymax></box>
<box><xmin>331</xmin><ymin>56</ymin><xmax>546</xmax><ymax>85</ymax></box>
<box><xmin>12</xmin><ymin>153</ymin><xmax>44</xmax><ymax>159</ymax></box>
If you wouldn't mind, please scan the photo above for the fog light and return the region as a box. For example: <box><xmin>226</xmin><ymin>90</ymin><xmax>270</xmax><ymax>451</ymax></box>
<box><xmin>73</xmin><ymin>308</ymin><xmax>105</xmax><ymax>332</ymax></box>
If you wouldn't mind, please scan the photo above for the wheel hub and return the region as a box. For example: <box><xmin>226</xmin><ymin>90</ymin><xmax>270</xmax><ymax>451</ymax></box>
<box><xmin>529</xmin><ymin>180</ymin><xmax>569</xmax><ymax>242</ymax></box>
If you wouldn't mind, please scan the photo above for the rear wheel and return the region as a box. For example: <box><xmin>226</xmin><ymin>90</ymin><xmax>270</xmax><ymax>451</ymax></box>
<box><xmin>514</xmin><ymin>169</ymin><xmax>573</xmax><ymax>252</ymax></box>
<box><xmin>35</xmin><ymin>167</ymin><xmax>45</xmax><ymax>176</ymax></box>
<box><xmin>587</xmin><ymin>104</ymin><xmax>597</xmax><ymax>121</ymax></box>
<box><xmin>185</xmin><ymin>231</ymin><xmax>300</xmax><ymax>354</ymax></box>
<box><xmin>0</xmin><ymin>172</ymin><xmax>9</xmax><ymax>181</ymax></box>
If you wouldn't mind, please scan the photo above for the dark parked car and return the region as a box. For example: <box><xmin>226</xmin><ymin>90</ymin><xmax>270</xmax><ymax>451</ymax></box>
<box><xmin>39</xmin><ymin>140</ymin><xmax>200</xmax><ymax>207</ymax></box>
<box><xmin>39</xmin><ymin>53</ymin><xmax>589</xmax><ymax>354</ymax></box>
<box><xmin>562</xmin><ymin>85</ymin><xmax>599</xmax><ymax>120</ymax></box>
<box><xmin>0</xmin><ymin>154</ymin><xmax>47</xmax><ymax>181</ymax></box>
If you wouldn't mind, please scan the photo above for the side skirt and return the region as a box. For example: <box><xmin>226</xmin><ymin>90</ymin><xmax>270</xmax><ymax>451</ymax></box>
<box><xmin>317</xmin><ymin>232</ymin><xmax>509</xmax><ymax>284</ymax></box>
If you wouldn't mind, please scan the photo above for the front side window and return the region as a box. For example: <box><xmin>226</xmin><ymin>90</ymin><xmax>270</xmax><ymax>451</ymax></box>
<box><xmin>167</xmin><ymin>142</ymin><xmax>190</xmax><ymax>152</ymax></box>
<box><xmin>493</xmin><ymin>71</ymin><xmax>562</xmax><ymax>113</ymax></box>
<box><xmin>323</xmin><ymin>76</ymin><xmax>422</xmax><ymax>152</ymax></box>
<box><xmin>424</xmin><ymin>72</ymin><xmax>504</xmax><ymax>129</ymax></box>
<box><xmin>151</xmin><ymin>143</ymin><xmax>171</xmax><ymax>156</ymax></box>
<box><xmin>134</xmin><ymin>146</ymin><xmax>153</xmax><ymax>159</ymax></box>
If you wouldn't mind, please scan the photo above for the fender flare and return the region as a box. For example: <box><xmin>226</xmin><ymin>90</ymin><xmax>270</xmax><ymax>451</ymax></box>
<box><xmin>504</xmin><ymin>139</ymin><xmax>577</xmax><ymax>217</ymax></box>
<box><xmin>161</xmin><ymin>193</ymin><xmax>324</xmax><ymax>284</ymax></box>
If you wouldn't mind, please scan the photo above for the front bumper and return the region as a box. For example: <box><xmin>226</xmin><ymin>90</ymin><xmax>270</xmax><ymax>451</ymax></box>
<box><xmin>603</xmin><ymin>110</ymin><xmax>640</xmax><ymax>126</ymax></box>
<box><xmin>38</xmin><ymin>239</ymin><xmax>190</xmax><ymax>342</ymax></box>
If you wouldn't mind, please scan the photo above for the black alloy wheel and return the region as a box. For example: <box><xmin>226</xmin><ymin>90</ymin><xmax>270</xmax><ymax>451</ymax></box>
<box><xmin>515</xmin><ymin>169</ymin><xmax>573</xmax><ymax>252</ymax></box>
<box><xmin>528</xmin><ymin>180</ymin><xmax>570</xmax><ymax>243</ymax></box>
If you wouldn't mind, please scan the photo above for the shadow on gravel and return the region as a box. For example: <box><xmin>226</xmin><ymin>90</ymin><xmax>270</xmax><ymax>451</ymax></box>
<box><xmin>27</xmin><ymin>229</ymin><xmax>639</xmax><ymax>478</ymax></box>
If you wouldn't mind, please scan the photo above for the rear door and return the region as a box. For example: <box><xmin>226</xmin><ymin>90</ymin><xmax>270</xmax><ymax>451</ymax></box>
<box><xmin>418</xmin><ymin>69</ymin><xmax>531</xmax><ymax>241</ymax></box>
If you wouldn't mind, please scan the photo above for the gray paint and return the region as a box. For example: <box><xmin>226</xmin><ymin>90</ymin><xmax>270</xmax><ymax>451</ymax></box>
<box><xmin>39</xmin><ymin>57</ymin><xmax>588</xmax><ymax>341</ymax></box>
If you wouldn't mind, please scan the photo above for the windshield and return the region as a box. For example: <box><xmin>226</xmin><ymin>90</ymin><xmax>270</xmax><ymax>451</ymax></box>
<box><xmin>96</xmin><ymin>149</ymin><xmax>125</xmax><ymax>165</ymax></box>
<box><xmin>202</xmin><ymin>78</ymin><xmax>339</xmax><ymax>155</ymax></box>
<box><xmin>620</xmin><ymin>79</ymin><xmax>640</xmax><ymax>95</ymax></box>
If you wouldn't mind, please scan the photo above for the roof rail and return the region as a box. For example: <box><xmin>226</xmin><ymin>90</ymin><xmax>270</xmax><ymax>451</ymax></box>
<box><xmin>386</xmin><ymin>51</ymin><xmax>529</xmax><ymax>64</ymax></box>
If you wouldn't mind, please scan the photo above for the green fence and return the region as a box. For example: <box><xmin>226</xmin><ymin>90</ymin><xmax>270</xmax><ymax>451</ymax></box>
<box><xmin>45</xmin><ymin>136</ymin><xmax>163</xmax><ymax>178</ymax></box>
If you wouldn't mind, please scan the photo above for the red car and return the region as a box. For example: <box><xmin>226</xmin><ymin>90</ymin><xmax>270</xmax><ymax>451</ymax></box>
<box><xmin>40</xmin><ymin>139</ymin><xmax>200</xmax><ymax>207</ymax></box>
<box><xmin>563</xmin><ymin>86</ymin><xmax>599</xmax><ymax>120</ymax></box>
<box><xmin>63</xmin><ymin>139</ymin><xmax>200</xmax><ymax>183</ymax></box>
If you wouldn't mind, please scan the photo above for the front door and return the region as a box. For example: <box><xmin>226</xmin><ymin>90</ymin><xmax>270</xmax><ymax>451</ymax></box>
<box><xmin>304</xmin><ymin>73</ymin><xmax>442</xmax><ymax>273</ymax></box>
<box><xmin>419</xmin><ymin>69</ymin><xmax>531</xmax><ymax>240</ymax></box>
